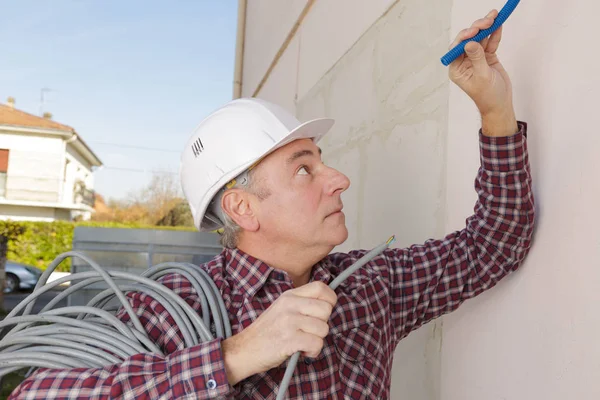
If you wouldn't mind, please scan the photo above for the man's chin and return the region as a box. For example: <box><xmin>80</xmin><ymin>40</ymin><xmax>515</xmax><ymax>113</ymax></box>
<box><xmin>330</xmin><ymin>226</ymin><xmax>349</xmax><ymax>246</ymax></box>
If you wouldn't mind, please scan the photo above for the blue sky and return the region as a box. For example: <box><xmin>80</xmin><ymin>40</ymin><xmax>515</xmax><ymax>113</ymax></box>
<box><xmin>0</xmin><ymin>1</ymin><xmax>238</xmax><ymax>201</ymax></box>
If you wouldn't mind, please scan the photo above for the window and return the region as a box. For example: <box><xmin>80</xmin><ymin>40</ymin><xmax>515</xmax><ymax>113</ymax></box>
<box><xmin>0</xmin><ymin>149</ymin><xmax>8</xmax><ymax>197</ymax></box>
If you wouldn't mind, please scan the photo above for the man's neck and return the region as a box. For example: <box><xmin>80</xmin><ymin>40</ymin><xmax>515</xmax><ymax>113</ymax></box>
<box><xmin>236</xmin><ymin>237</ymin><xmax>331</xmax><ymax>287</ymax></box>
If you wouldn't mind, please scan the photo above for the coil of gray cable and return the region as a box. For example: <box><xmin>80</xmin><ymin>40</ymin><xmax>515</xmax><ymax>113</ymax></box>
<box><xmin>0</xmin><ymin>251</ymin><xmax>230</xmax><ymax>377</ymax></box>
<box><xmin>0</xmin><ymin>236</ymin><xmax>394</xmax><ymax>399</ymax></box>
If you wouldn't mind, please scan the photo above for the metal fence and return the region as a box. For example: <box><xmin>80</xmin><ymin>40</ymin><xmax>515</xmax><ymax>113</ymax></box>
<box><xmin>68</xmin><ymin>226</ymin><xmax>222</xmax><ymax>306</ymax></box>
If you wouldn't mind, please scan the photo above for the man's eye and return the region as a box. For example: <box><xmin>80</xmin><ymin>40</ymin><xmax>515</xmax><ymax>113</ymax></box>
<box><xmin>297</xmin><ymin>166</ymin><xmax>309</xmax><ymax>175</ymax></box>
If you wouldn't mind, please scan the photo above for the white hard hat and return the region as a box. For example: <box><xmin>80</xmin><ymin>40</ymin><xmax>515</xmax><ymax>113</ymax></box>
<box><xmin>180</xmin><ymin>97</ymin><xmax>334</xmax><ymax>231</ymax></box>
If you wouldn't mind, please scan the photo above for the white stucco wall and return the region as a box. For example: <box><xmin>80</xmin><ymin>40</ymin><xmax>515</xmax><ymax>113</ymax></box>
<box><xmin>240</xmin><ymin>0</ymin><xmax>598</xmax><ymax>398</ymax></box>
<box><xmin>241</xmin><ymin>0</ymin><xmax>308</xmax><ymax>98</ymax></box>
<box><xmin>441</xmin><ymin>0</ymin><xmax>600</xmax><ymax>399</ymax></box>
<box><xmin>0</xmin><ymin>131</ymin><xmax>64</xmax><ymax>203</ymax></box>
<box><xmin>0</xmin><ymin>130</ymin><xmax>95</xmax><ymax>221</ymax></box>
<box><xmin>65</xmin><ymin>144</ymin><xmax>95</xmax><ymax>205</ymax></box>
<box><xmin>0</xmin><ymin>204</ymin><xmax>70</xmax><ymax>222</ymax></box>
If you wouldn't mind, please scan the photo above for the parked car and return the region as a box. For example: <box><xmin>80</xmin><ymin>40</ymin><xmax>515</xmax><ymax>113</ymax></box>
<box><xmin>4</xmin><ymin>261</ymin><xmax>43</xmax><ymax>294</ymax></box>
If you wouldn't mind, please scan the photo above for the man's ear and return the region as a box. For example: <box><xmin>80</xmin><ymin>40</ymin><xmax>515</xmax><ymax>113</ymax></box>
<box><xmin>221</xmin><ymin>189</ymin><xmax>259</xmax><ymax>232</ymax></box>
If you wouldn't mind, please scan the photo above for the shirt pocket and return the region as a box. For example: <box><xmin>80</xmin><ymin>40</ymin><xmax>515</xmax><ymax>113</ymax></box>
<box><xmin>333</xmin><ymin>323</ymin><xmax>382</xmax><ymax>361</ymax></box>
<box><xmin>333</xmin><ymin>323</ymin><xmax>384</xmax><ymax>398</ymax></box>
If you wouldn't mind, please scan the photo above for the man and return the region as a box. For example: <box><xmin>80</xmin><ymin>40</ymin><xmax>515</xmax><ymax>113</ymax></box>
<box><xmin>10</xmin><ymin>9</ymin><xmax>534</xmax><ymax>400</ymax></box>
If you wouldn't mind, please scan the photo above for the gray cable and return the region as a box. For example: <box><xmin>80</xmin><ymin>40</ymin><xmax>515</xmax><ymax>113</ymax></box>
<box><xmin>144</xmin><ymin>268</ymin><xmax>211</xmax><ymax>328</ymax></box>
<box><xmin>0</xmin><ymin>236</ymin><xmax>394</xmax><ymax>400</ymax></box>
<box><xmin>40</xmin><ymin>277</ymin><xmax>106</xmax><ymax>312</ymax></box>
<box><xmin>0</xmin><ymin>359</ymin><xmax>76</xmax><ymax>371</ymax></box>
<box><xmin>179</xmin><ymin>262</ymin><xmax>233</xmax><ymax>338</ymax></box>
<box><xmin>86</xmin><ymin>284</ymin><xmax>198</xmax><ymax>347</ymax></box>
<box><xmin>2</xmin><ymin>322</ymin><xmax>146</xmax><ymax>356</ymax></box>
<box><xmin>0</xmin><ymin>352</ymin><xmax>86</xmax><ymax>369</ymax></box>
<box><xmin>0</xmin><ymin>253</ymin><xmax>223</xmax><ymax>381</ymax></box>
<box><xmin>28</xmin><ymin>252</ymin><xmax>147</xmax><ymax>336</ymax></box>
<box><xmin>0</xmin><ymin>315</ymin><xmax>149</xmax><ymax>355</ymax></box>
<box><xmin>3</xmin><ymin>346</ymin><xmax>106</xmax><ymax>368</ymax></box>
<box><xmin>41</xmin><ymin>306</ymin><xmax>142</xmax><ymax>343</ymax></box>
<box><xmin>12</xmin><ymin>328</ymin><xmax>132</xmax><ymax>359</ymax></box>
<box><xmin>4</xmin><ymin>269</ymin><xmax>214</xmax><ymax>344</ymax></box>
<box><xmin>0</xmin><ymin>338</ymin><xmax>121</xmax><ymax>366</ymax></box>
<box><xmin>143</xmin><ymin>264</ymin><xmax>231</xmax><ymax>339</ymax></box>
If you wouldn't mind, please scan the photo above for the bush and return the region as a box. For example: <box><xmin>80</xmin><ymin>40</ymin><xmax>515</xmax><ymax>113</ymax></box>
<box><xmin>0</xmin><ymin>221</ymin><xmax>196</xmax><ymax>272</ymax></box>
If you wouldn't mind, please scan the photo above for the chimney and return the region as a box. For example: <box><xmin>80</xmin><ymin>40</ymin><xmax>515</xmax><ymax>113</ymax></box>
<box><xmin>6</xmin><ymin>97</ymin><xmax>15</xmax><ymax>109</ymax></box>
<box><xmin>43</xmin><ymin>112</ymin><xmax>53</xmax><ymax>119</ymax></box>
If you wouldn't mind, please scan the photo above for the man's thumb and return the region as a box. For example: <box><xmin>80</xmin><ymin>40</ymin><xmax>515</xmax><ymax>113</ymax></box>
<box><xmin>464</xmin><ymin>42</ymin><xmax>488</xmax><ymax>72</ymax></box>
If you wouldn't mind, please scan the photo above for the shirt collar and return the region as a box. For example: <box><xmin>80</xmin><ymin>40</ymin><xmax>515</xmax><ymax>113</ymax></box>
<box><xmin>223</xmin><ymin>248</ymin><xmax>333</xmax><ymax>298</ymax></box>
<box><xmin>224</xmin><ymin>248</ymin><xmax>274</xmax><ymax>299</ymax></box>
<box><xmin>309</xmin><ymin>257</ymin><xmax>332</xmax><ymax>285</ymax></box>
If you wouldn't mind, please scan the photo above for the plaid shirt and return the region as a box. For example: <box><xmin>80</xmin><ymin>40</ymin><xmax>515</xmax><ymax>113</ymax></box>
<box><xmin>10</xmin><ymin>123</ymin><xmax>534</xmax><ymax>399</ymax></box>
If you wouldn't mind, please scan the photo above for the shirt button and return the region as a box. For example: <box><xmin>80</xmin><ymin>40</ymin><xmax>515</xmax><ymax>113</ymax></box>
<box><xmin>206</xmin><ymin>379</ymin><xmax>217</xmax><ymax>390</ymax></box>
<box><xmin>304</xmin><ymin>358</ymin><xmax>313</xmax><ymax>365</ymax></box>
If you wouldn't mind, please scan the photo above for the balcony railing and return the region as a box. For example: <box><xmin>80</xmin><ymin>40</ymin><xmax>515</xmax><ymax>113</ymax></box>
<box><xmin>76</xmin><ymin>186</ymin><xmax>95</xmax><ymax>207</ymax></box>
<box><xmin>2</xmin><ymin>175</ymin><xmax>95</xmax><ymax>208</ymax></box>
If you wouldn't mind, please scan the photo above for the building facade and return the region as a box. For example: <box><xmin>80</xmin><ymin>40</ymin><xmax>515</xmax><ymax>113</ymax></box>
<box><xmin>0</xmin><ymin>98</ymin><xmax>102</xmax><ymax>222</ymax></box>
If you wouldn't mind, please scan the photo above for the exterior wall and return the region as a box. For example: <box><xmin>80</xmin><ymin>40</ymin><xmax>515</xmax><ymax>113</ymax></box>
<box><xmin>240</xmin><ymin>0</ymin><xmax>600</xmax><ymax>398</ymax></box>
<box><xmin>0</xmin><ymin>129</ymin><xmax>96</xmax><ymax>221</ymax></box>
<box><xmin>242</xmin><ymin>1</ymin><xmax>451</xmax><ymax>398</ymax></box>
<box><xmin>441</xmin><ymin>0</ymin><xmax>600</xmax><ymax>399</ymax></box>
<box><xmin>0</xmin><ymin>204</ymin><xmax>70</xmax><ymax>222</ymax></box>
<box><xmin>0</xmin><ymin>131</ymin><xmax>64</xmax><ymax>203</ymax></box>
<box><xmin>241</xmin><ymin>0</ymin><xmax>308</xmax><ymax>98</ymax></box>
<box><xmin>65</xmin><ymin>144</ymin><xmax>94</xmax><ymax>206</ymax></box>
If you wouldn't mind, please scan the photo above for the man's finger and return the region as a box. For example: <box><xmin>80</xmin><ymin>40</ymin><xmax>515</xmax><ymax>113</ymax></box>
<box><xmin>470</xmin><ymin>17</ymin><xmax>494</xmax><ymax>32</ymax></box>
<box><xmin>486</xmin><ymin>9</ymin><xmax>499</xmax><ymax>19</ymax></box>
<box><xmin>448</xmin><ymin>10</ymin><xmax>498</xmax><ymax>51</ymax></box>
<box><xmin>448</xmin><ymin>28</ymin><xmax>476</xmax><ymax>50</ymax></box>
<box><xmin>465</xmin><ymin>14</ymin><xmax>496</xmax><ymax>49</ymax></box>
<box><xmin>297</xmin><ymin>298</ymin><xmax>334</xmax><ymax>321</ymax></box>
<box><xmin>464</xmin><ymin>41</ymin><xmax>491</xmax><ymax>76</ymax></box>
<box><xmin>485</xmin><ymin>25</ymin><xmax>503</xmax><ymax>53</ymax></box>
<box><xmin>291</xmin><ymin>281</ymin><xmax>337</xmax><ymax>306</ymax></box>
<box><xmin>297</xmin><ymin>316</ymin><xmax>330</xmax><ymax>338</ymax></box>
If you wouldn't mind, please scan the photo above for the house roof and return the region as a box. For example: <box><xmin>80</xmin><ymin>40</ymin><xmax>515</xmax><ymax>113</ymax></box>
<box><xmin>0</xmin><ymin>102</ymin><xmax>102</xmax><ymax>167</ymax></box>
<box><xmin>0</xmin><ymin>103</ymin><xmax>74</xmax><ymax>132</ymax></box>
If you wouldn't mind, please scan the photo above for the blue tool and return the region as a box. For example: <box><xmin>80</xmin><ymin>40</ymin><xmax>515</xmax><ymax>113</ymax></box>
<box><xmin>441</xmin><ymin>0</ymin><xmax>521</xmax><ymax>66</ymax></box>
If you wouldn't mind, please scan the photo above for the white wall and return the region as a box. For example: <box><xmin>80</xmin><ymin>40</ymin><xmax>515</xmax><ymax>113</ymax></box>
<box><xmin>65</xmin><ymin>144</ymin><xmax>94</xmax><ymax>205</ymax></box>
<box><xmin>241</xmin><ymin>0</ymin><xmax>308</xmax><ymax>98</ymax></box>
<box><xmin>0</xmin><ymin>204</ymin><xmax>70</xmax><ymax>222</ymax></box>
<box><xmin>295</xmin><ymin>0</ymin><xmax>396</xmax><ymax>100</ymax></box>
<box><xmin>0</xmin><ymin>131</ymin><xmax>64</xmax><ymax>203</ymax></box>
<box><xmin>441</xmin><ymin>0</ymin><xmax>600</xmax><ymax>399</ymax></box>
<box><xmin>242</xmin><ymin>0</ymin><xmax>599</xmax><ymax>398</ymax></box>
<box><xmin>0</xmin><ymin>130</ymin><xmax>95</xmax><ymax>208</ymax></box>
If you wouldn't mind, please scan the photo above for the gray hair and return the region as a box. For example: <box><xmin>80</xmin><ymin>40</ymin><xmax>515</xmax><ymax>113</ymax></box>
<box><xmin>220</xmin><ymin>211</ymin><xmax>243</xmax><ymax>249</ymax></box>
<box><xmin>219</xmin><ymin>169</ymin><xmax>270</xmax><ymax>249</ymax></box>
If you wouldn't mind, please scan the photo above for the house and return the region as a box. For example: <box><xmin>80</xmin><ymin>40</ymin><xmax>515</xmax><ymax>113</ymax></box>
<box><xmin>0</xmin><ymin>97</ymin><xmax>102</xmax><ymax>221</ymax></box>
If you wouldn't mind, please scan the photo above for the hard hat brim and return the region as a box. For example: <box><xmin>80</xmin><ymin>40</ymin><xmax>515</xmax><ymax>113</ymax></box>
<box><xmin>196</xmin><ymin>117</ymin><xmax>335</xmax><ymax>231</ymax></box>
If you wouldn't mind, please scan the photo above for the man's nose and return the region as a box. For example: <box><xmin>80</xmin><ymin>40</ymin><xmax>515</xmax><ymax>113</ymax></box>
<box><xmin>324</xmin><ymin>166</ymin><xmax>350</xmax><ymax>196</ymax></box>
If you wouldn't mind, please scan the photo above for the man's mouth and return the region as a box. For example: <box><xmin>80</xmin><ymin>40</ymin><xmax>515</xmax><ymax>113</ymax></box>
<box><xmin>326</xmin><ymin>208</ymin><xmax>344</xmax><ymax>218</ymax></box>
